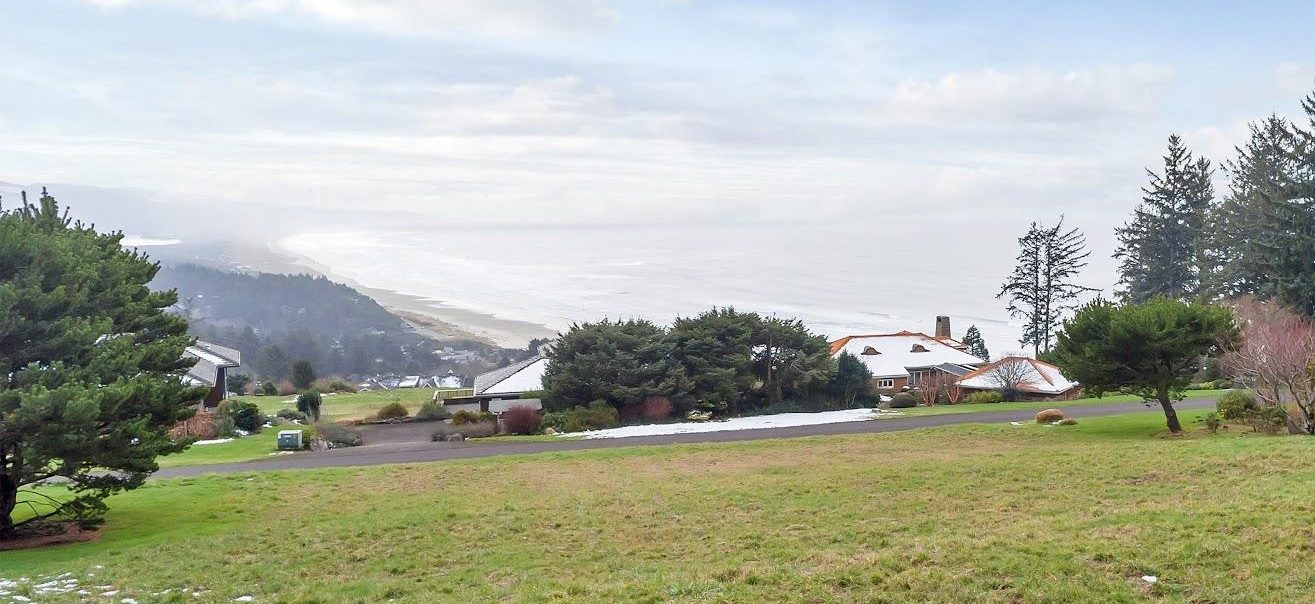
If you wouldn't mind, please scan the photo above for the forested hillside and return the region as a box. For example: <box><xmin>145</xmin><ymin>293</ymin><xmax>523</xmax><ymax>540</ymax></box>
<box><xmin>151</xmin><ymin>264</ymin><xmax>519</xmax><ymax>381</ymax></box>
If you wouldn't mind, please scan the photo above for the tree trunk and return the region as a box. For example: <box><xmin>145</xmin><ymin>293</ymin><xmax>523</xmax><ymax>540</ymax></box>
<box><xmin>1158</xmin><ymin>394</ymin><xmax>1182</xmax><ymax>434</ymax></box>
<box><xmin>0</xmin><ymin>472</ymin><xmax>16</xmax><ymax>537</ymax></box>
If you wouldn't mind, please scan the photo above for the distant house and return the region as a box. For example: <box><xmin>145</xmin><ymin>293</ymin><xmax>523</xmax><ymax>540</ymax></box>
<box><xmin>431</xmin><ymin>370</ymin><xmax>464</xmax><ymax>389</ymax></box>
<box><xmin>473</xmin><ymin>356</ymin><xmax>548</xmax><ymax>399</ymax></box>
<box><xmin>956</xmin><ymin>357</ymin><xmax>1081</xmax><ymax>401</ymax></box>
<box><xmin>182</xmin><ymin>340</ymin><xmax>241</xmax><ymax>406</ymax></box>
<box><xmin>829</xmin><ymin>316</ymin><xmax>987</xmax><ymax>393</ymax></box>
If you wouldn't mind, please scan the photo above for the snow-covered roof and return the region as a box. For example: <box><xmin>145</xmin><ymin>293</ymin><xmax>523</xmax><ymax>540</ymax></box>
<box><xmin>474</xmin><ymin>356</ymin><xmax>548</xmax><ymax>396</ymax></box>
<box><xmin>183</xmin><ymin>340</ymin><xmax>241</xmax><ymax>387</ymax></box>
<box><xmin>829</xmin><ymin>332</ymin><xmax>986</xmax><ymax>378</ymax></box>
<box><xmin>955</xmin><ymin>357</ymin><xmax>1078</xmax><ymax>395</ymax></box>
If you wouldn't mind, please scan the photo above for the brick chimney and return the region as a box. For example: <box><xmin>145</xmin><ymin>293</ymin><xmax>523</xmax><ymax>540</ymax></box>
<box><xmin>935</xmin><ymin>316</ymin><xmax>951</xmax><ymax>339</ymax></box>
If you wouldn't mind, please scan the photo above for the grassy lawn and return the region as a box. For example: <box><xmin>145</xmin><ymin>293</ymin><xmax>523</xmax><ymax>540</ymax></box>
<box><xmin>237</xmin><ymin>388</ymin><xmax>470</xmax><ymax>422</ymax></box>
<box><xmin>6</xmin><ymin>407</ymin><xmax>1314</xmax><ymax>603</ymax></box>
<box><xmin>155</xmin><ymin>431</ymin><xmax>293</xmax><ymax>468</ymax></box>
<box><xmin>890</xmin><ymin>388</ymin><xmax>1225</xmax><ymax>418</ymax></box>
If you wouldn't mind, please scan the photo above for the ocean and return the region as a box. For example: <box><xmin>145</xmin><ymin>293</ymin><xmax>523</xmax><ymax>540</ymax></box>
<box><xmin>278</xmin><ymin>220</ymin><xmax>1119</xmax><ymax>353</ymax></box>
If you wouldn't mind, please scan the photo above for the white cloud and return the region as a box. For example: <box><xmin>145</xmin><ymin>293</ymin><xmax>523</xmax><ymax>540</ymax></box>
<box><xmin>884</xmin><ymin>64</ymin><xmax>1174</xmax><ymax>126</ymax></box>
<box><xmin>1276</xmin><ymin>62</ymin><xmax>1315</xmax><ymax>93</ymax></box>
<box><xmin>82</xmin><ymin>0</ymin><xmax>618</xmax><ymax>36</ymax></box>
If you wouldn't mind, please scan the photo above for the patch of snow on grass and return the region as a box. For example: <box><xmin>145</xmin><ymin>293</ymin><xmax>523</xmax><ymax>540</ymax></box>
<box><xmin>560</xmin><ymin>408</ymin><xmax>888</xmax><ymax>440</ymax></box>
<box><xmin>192</xmin><ymin>438</ymin><xmax>235</xmax><ymax>446</ymax></box>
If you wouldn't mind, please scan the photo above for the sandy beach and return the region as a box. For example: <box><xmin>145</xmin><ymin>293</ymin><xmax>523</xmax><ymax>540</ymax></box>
<box><xmin>233</xmin><ymin>241</ymin><xmax>557</xmax><ymax>349</ymax></box>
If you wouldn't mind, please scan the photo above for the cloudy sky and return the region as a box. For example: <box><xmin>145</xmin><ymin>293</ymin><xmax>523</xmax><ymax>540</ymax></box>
<box><xmin>2</xmin><ymin>1</ymin><xmax>1314</xmax><ymax>232</ymax></box>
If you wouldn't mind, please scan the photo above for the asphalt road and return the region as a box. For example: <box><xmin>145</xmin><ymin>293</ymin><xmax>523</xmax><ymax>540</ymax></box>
<box><xmin>155</xmin><ymin>398</ymin><xmax>1217</xmax><ymax>479</ymax></box>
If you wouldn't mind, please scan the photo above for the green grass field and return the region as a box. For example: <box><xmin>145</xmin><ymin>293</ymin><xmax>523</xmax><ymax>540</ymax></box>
<box><xmin>155</xmin><ymin>431</ymin><xmax>294</xmax><ymax>468</ymax></box>
<box><xmin>6</xmin><ymin>407</ymin><xmax>1313</xmax><ymax>603</ymax></box>
<box><xmin>237</xmin><ymin>388</ymin><xmax>471</xmax><ymax>422</ymax></box>
<box><xmin>890</xmin><ymin>388</ymin><xmax>1223</xmax><ymax>418</ymax></box>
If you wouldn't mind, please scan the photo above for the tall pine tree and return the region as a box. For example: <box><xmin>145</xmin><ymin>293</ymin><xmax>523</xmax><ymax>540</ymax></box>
<box><xmin>1264</xmin><ymin>92</ymin><xmax>1315</xmax><ymax>314</ymax></box>
<box><xmin>1204</xmin><ymin>116</ymin><xmax>1300</xmax><ymax>300</ymax></box>
<box><xmin>1115</xmin><ymin>135</ymin><xmax>1215</xmax><ymax>302</ymax></box>
<box><xmin>998</xmin><ymin>217</ymin><xmax>1097</xmax><ymax>356</ymax></box>
<box><xmin>962</xmin><ymin>325</ymin><xmax>990</xmax><ymax>361</ymax></box>
<box><xmin>1</xmin><ymin>190</ymin><xmax>204</xmax><ymax>534</ymax></box>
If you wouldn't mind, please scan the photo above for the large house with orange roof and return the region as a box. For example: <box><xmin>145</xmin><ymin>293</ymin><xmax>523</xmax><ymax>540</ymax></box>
<box><xmin>829</xmin><ymin>316</ymin><xmax>988</xmax><ymax>393</ymax></box>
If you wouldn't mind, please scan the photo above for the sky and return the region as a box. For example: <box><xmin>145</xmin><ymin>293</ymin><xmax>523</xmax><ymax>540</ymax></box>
<box><xmin>2</xmin><ymin>1</ymin><xmax>1315</xmax><ymax>241</ymax></box>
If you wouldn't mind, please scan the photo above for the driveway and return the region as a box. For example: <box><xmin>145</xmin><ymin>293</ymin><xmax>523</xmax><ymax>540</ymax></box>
<box><xmin>156</xmin><ymin>398</ymin><xmax>1217</xmax><ymax>478</ymax></box>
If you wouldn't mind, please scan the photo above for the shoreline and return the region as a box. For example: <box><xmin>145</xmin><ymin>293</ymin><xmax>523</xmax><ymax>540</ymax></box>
<box><xmin>232</xmin><ymin>241</ymin><xmax>557</xmax><ymax>349</ymax></box>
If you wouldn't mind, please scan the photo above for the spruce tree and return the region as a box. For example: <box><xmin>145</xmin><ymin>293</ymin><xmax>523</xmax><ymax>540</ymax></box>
<box><xmin>1115</xmin><ymin>135</ymin><xmax>1215</xmax><ymax>302</ymax></box>
<box><xmin>962</xmin><ymin>325</ymin><xmax>990</xmax><ymax>361</ymax></box>
<box><xmin>998</xmin><ymin>217</ymin><xmax>1097</xmax><ymax>356</ymax></box>
<box><xmin>1204</xmin><ymin>116</ymin><xmax>1298</xmax><ymax>299</ymax></box>
<box><xmin>1264</xmin><ymin>92</ymin><xmax>1315</xmax><ymax>314</ymax></box>
<box><xmin>0</xmin><ymin>190</ymin><xmax>205</xmax><ymax>535</ymax></box>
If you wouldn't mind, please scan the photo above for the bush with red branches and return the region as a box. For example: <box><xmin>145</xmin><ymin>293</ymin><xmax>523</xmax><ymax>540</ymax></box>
<box><xmin>501</xmin><ymin>405</ymin><xmax>543</xmax><ymax>435</ymax></box>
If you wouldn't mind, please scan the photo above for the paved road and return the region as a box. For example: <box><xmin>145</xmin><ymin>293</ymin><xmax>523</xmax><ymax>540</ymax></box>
<box><xmin>155</xmin><ymin>398</ymin><xmax>1217</xmax><ymax>478</ymax></box>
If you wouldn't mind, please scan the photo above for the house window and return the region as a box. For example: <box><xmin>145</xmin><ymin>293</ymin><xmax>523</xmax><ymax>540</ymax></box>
<box><xmin>910</xmin><ymin>344</ymin><xmax>929</xmax><ymax>353</ymax></box>
<box><xmin>878</xmin><ymin>378</ymin><xmax>895</xmax><ymax>389</ymax></box>
<box><xmin>861</xmin><ymin>346</ymin><xmax>880</xmax><ymax>355</ymax></box>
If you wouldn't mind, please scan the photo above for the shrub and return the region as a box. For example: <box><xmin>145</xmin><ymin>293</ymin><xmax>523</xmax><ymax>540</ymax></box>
<box><xmin>324</xmin><ymin>379</ymin><xmax>357</xmax><ymax>394</ymax></box>
<box><xmin>276</xmin><ymin>408</ymin><xmax>308</xmax><ymax>422</ymax></box>
<box><xmin>451</xmin><ymin>410</ymin><xmax>495</xmax><ymax>425</ymax></box>
<box><xmin>297</xmin><ymin>390</ymin><xmax>323</xmax><ymax>422</ymax></box>
<box><xmin>314</xmin><ymin>422</ymin><xmax>363</xmax><ymax>447</ymax></box>
<box><xmin>431</xmin><ymin>420</ymin><xmax>497</xmax><ymax>440</ymax></box>
<box><xmin>375</xmin><ymin>402</ymin><xmax>410</xmax><ymax>421</ymax></box>
<box><xmin>1035</xmin><ymin>409</ymin><xmax>1064</xmax><ymax>424</ymax></box>
<box><xmin>965</xmin><ymin>390</ymin><xmax>1004</xmax><ymax>405</ymax></box>
<box><xmin>1217</xmin><ymin>390</ymin><xmax>1257</xmax><ymax>420</ymax></box>
<box><xmin>1204</xmin><ymin>412</ymin><xmax>1221</xmax><ymax>434</ymax></box>
<box><xmin>1214</xmin><ymin>379</ymin><xmax>1234</xmax><ymax>390</ymax></box>
<box><xmin>213</xmin><ymin>414</ymin><xmax>237</xmax><ymax>438</ymax></box>
<box><xmin>501</xmin><ymin>405</ymin><xmax>543</xmax><ymax>435</ymax></box>
<box><xmin>414</xmin><ymin>400</ymin><xmax>450</xmax><ymax>422</ymax></box>
<box><xmin>276</xmin><ymin>380</ymin><xmax>297</xmax><ymax>396</ymax></box>
<box><xmin>546</xmin><ymin>401</ymin><xmax>622</xmax><ymax>433</ymax></box>
<box><xmin>619</xmin><ymin>395</ymin><xmax>677</xmax><ymax>421</ymax></box>
<box><xmin>1240</xmin><ymin>406</ymin><xmax>1287</xmax><ymax>434</ymax></box>
<box><xmin>261</xmin><ymin>381</ymin><xmax>278</xmax><ymax>396</ymax></box>
<box><xmin>888</xmin><ymin>393</ymin><xmax>917</xmax><ymax>409</ymax></box>
<box><xmin>219</xmin><ymin>400</ymin><xmax>265</xmax><ymax>433</ymax></box>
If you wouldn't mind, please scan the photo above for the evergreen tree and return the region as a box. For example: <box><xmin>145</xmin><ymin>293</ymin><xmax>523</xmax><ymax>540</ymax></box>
<box><xmin>1264</xmin><ymin>92</ymin><xmax>1315</xmax><ymax>314</ymax></box>
<box><xmin>998</xmin><ymin>217</ymin><xmax>1097</xmax><ymax>356</ymax></box>
<box><xmin>255</xmin><ymin>345</ymin><xmax>291</xmax><ymax>379</ymax></box>
<box><xmin>751</xmin><ymin>316</ymin><xmax>834</xmax><ymax>405</ymax></box>
<box><xmin>669</xmin><ymin>308</ymin><xmax>759</xmax><ymax>415</ymax></box>
<box><xmin>291</xmin><ymin>360</ymin><xmax>316</xmax><ymax>390</ymax></box>
<box><xmin>1204</xmin><ymin>116</ymin><xmax>1299</xmax><ymax>299</ymax></box>
<box><xmin>962</xmin><ymin>325</ymin><xmax>990</xmax><ymax>361</ymax></box>
<box><xmin>1115</xmin><ymin>135</ymin><xmax>1215</xmax><ymax>302</ymax></box>
<box><xmin>1053</xmin><ymin>298</ymin><xmax>1236</xmax><ymax>433</ymax></box>
<box><xmin>826</xmin><ymin>352</ymin><xmax>873</xmax><ymax>407</ymax></box>
<box><xmin>542</xmin><ymin>319</ymin><xmax>690</xmax><ymax>412</ymax></box>
<box><xmin>0</xmin><ymin>190</ymin><xmax>205</xmax><ymax>534</ymax></box>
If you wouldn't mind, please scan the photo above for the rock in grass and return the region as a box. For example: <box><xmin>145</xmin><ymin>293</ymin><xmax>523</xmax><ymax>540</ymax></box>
<box><xmin>1035</xmin><ymin>409</ymin><xmax>1064</xmax><ymax>424</ymax></box>
<box><xmin>1057</xmin><ymin>418</ymin><xmax>1078</xmax><ymax>426</ymax></box>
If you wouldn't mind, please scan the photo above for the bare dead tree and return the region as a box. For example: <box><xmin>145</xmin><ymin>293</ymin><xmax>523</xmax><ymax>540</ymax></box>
<box><xmin>917</xmin><ymin>372</ymin><xmax>944</xmax><ymax>406</ymax></box>
<box><xmin>1221</xmin><ymin>298</ymin><xmax>1315</xmax><ymax>434</ymax></box>
<box><xmin>983</xmin><ymin>357</ymin><xmax>1039</xmax><ymax>401</ymax></box>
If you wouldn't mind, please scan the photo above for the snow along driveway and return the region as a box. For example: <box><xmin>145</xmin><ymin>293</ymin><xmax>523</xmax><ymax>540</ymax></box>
<box><xmin>560</xmin><ymin>408</ymin><xmax>900</xmax><ymax>440</ymax></box>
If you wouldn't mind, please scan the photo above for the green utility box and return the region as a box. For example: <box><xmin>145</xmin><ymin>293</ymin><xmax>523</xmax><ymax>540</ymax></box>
<box><xmin>277</xmin><ymin>430</ymin><xmax>304</xmax><ymax>451</ymax></box>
